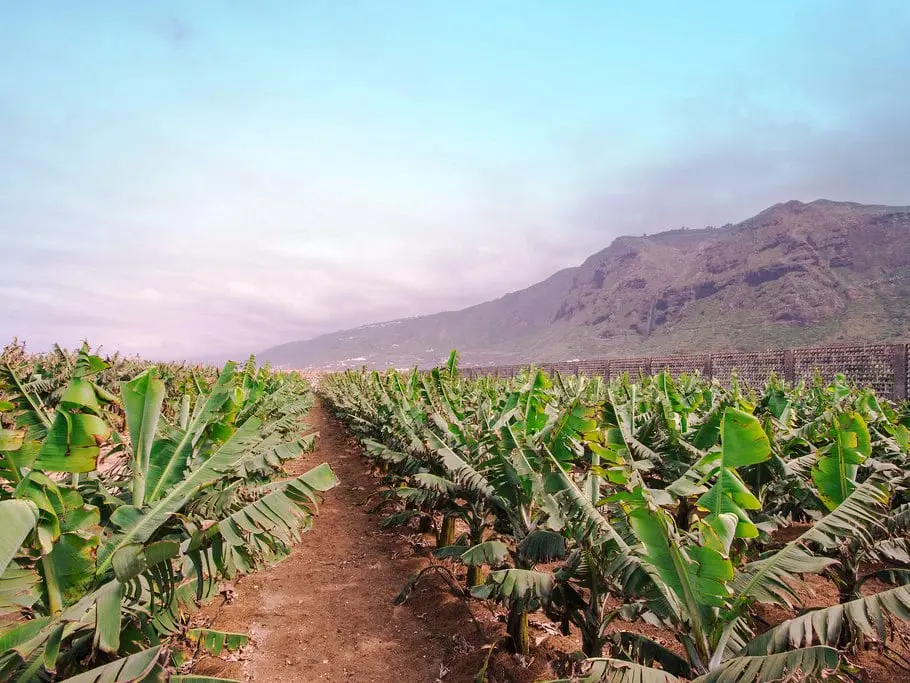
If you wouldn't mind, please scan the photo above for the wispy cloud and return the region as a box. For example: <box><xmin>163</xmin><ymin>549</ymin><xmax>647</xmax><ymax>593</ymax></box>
<box><xmin>161</xmin><ymin>17</ymin><xmax>191</xmax><ymax>49</ymax></box>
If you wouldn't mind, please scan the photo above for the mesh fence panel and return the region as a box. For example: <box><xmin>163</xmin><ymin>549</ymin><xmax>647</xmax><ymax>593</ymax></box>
<box><xmin>609</xmin><ymin>357</ymin><xmax>652</xmax><ymax>379</ymax></box>
<box><xmin>577</xmin><ymin>360</ymin><xmax>609</xmax><ymax>378</ymax></box>
<box><xmin>651</xmin><ymin>354</ymin><xmax>709</xmax><ymax>377</ymax></box>
<box><xmin>459</xmin><ymin>344</ymin><xmax>908</xmax><ymax>399</ymax></box>
<box><xmin>793</xmin><ymin>344</ymin><xmax>895</xmax><ymax>396</ymax></box>
<box><xmin>711</xmin><ymin>351</ymin><xmax>787</xmax><ymax>387</ymax></box>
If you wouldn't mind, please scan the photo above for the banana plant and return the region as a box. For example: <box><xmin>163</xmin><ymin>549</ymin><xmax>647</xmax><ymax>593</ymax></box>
<box><xmin>548</xmin><ymin>454</ymin><xmax>904</xmax><ymax>681</ymax></box>
<box><xmin>423</xmin><ymin>370</ymin><xmax>598</xmax><ymax>654</ymax></box>
<box><xmin>815</xmin><ymin>466</ymin><xmax>910</xmax><ymax>604</ymax></box>
<box><xmin>321</xmin><ymin>351</ymin><xmax>910</xmax><ymax>680</ymax></box>
<box><xmin>0</xmin><ymin>349</ymin><xmax>336</xmax><ymax>680</ymax></box>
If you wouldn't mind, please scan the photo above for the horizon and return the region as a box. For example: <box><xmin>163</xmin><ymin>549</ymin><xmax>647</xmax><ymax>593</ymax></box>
<box><xmin>3</xmin><ymin>2</ymin><xmax>910</xmax><ymax>360</ymax></box>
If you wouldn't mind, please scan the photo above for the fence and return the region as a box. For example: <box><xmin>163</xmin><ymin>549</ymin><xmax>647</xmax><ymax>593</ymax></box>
<box><xmin>461</xmin><ymin>342</ymin><xmax>910</xmax><ymax>401</ymax></box>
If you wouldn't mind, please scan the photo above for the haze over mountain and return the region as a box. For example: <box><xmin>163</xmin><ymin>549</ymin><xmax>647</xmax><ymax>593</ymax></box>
<box><xmin>261</xmin><ymin>199</ymin><xmax>910</xmax><ymax>369</ymax></box>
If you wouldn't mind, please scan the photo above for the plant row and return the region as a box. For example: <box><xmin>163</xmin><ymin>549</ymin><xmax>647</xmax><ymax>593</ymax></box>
<box><xmin>0</xmin><ymin>344</ymin><xmax>336</xmax><ymax>681</ymax></box>
<box><xmin>320</xmin><ymin>352</ymin><xmax>910</xmax><ymax>683</ymax></box>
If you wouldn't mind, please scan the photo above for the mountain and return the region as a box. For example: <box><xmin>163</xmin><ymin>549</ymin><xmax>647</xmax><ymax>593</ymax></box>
<box><xmin>260</xmin><ymin>199</ymin><xmax>910</xmax><ymax>369</ymax></box>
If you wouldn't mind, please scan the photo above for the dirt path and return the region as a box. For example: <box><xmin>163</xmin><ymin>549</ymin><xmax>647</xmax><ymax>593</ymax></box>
<box><xmin>194</xmin><ymin>400</ymin><xmax>479</xmax><ymax>682</ymax></box>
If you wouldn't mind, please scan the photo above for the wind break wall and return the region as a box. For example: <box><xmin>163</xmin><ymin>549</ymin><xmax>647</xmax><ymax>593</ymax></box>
<box><xmin>462</xmin><ymin>343</ymin><xmax>910</xmax><ymax>402</ymax></box>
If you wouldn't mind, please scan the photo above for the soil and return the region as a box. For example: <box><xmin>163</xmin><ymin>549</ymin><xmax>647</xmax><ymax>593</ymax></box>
<box><xmin>193</xmin><ymin>401</ymin><xmax>910</xmax><ymax>682</ymax></box>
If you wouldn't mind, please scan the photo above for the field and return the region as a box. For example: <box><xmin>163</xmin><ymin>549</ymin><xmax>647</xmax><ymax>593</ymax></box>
<box><xmin>319</xmin><ymin>352</ymin><xmax>910</xmax><ymax>682</ymax></box>
<box><xmin>0</xmin><ymin>342</ymin><xmax>337</xmax><ymax>681</ymax></box>
<box><xmin>2</xmin><ymin>343</ymin><xmax>910</xmax><ymax>682</ymax></box>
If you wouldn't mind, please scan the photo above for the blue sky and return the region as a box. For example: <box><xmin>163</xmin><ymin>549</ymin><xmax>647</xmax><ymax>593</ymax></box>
<box><xmin>2</xmin><ymin>1</ymin><xmax>909</xmax><ymax>358</ymax></box>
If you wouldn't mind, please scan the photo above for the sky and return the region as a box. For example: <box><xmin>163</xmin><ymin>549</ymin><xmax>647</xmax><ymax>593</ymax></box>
<box><xmin>2</xmin><ymin>1</ymin><xmax>909</xmax><ymax>359</ymax></box>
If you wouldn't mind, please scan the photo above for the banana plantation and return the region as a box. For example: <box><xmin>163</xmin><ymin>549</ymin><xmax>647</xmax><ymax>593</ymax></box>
<box><xmin>320</xmin><ymin>352</ymin><xmax>910</xmax><ymax>682</ymax></box>
<box><xmin>0</xmin><ymin>342</ymin><xmax>336</xmax><ymax>681</ymax></box>
<box><xmin>2</xmin><ymin>342</ymin><xmax>910</xmax><ymax>682</ymax></box>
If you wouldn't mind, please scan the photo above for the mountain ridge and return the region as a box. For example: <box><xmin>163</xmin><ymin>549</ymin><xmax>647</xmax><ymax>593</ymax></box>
<box><xmin>261</xmin><ymin>199</ymin><xmax>910</xmax><ymax>369</ymax></box>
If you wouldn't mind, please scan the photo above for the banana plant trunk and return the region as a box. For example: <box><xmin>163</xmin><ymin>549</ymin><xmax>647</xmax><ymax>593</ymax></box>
<box><xmin>836</xmin><ymin>545</ymin><xmax>861</xmax><ymax>605</ymax></box>
<box><xmin>581</xmin><ymin>626</ymin><xmax>603</xmax><ymax>658</ymax></box>
<box><xmin>466</xmin><ymin>524</ymin><xmax>485</xmax><ymax>587</ymax></box>
<box><xmin>40</xmin><ymin>556</ymin><xmax>64</xmax><ymax>615</ymax></box>
<box><xmin>675</xmin><ymin>497</ymin><xmax>692</xmax><ymax>532</ymax></box>
<box><xmin>437</xmin><ymin>514</ymin><xmax>456</xmax><ymax>548</ymax></box>
<box><xmin>507</xmin><ymin>603</ymin><xmax>529</xmax><ymax>655</ymax></box>
<box><xmin>132</xmin><ymin>471</ymin><xmax>146</xmax><ymax>508</ymax></box>
<box><xmin>837</xmin><ymin>574</ymin><xmax>861</xmax><ymax>605</ymax></box>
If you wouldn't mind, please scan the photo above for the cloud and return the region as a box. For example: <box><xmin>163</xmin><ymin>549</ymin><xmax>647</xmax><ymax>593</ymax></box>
<box><xmin>161</xmin><ymin>17</ymin><xmax>191</xmax><ymax>49</ymax></box>
<box><xmin>570</xmin><ymin>64</ymin><xmax>910</xmax><ymax>250</ymax></box>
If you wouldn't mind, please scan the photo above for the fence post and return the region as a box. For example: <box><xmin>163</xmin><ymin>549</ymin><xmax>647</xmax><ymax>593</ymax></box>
<box><xmin>704</xmin><ymin>354</ymin><xmax>713</xmax><ymax>380</ymax></box>
<box><xmin>893</xmin><ymin>344</ymin><xmax>908</xmax><ymax>401</ymax></box>
<box><xmin>644</xmin><ymin>357</ymin><xmax>653</xmax><ymax>377</ymax></box>
<box><xmin>783</xmin><ymin>349</ymin><xmax>796</xmax><ymax>383</ymax></box>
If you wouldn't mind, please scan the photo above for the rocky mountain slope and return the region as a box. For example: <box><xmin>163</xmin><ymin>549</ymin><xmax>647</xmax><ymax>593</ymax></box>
<box><xmin>261</xmin><ymin>200</ymin><xmax>910</xmax><ymax>368</ymax></box>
